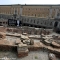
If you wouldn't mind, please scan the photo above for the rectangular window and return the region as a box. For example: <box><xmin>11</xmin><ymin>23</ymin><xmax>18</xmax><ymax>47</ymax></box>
<box><xmin>29</xmin><ymin>8</ymin><xmax>30</xmax><ymax>10</ymax></box>
<box><xmin>27</xmin><ymin>19</ymin><xmax>29</xmax><ymax>22</ymax></box>
<box><xmin>31</xmin><ymin>20</ymin><xmax>32</xmax><ymax>22</ymax></box>
<box><xmin>35</xmin><ymin>14</ymin><xmax>36</xmax><ymax>16</ymax></box>
<box><xmin>34</xmin><ymin>20</ymin><xmax>35</xmax><ymax>23</ymax></box>
<box><xmin>37</xmin><ymin>21</ymin><xmax>39</xmax><ymax>24</ymax></box>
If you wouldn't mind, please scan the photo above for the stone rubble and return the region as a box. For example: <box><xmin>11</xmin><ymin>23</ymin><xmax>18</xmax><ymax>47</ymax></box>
<box><xmin>0</xmin><ymin>26</ymin><xmax>60</xmax><ymax>59</ymax></box>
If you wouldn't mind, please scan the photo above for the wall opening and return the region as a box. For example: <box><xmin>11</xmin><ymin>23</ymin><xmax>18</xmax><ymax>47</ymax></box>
<box><xmin>54</xmin><ymin>21</ymin><xmax>58</xmax><ymax>28</ymax></box>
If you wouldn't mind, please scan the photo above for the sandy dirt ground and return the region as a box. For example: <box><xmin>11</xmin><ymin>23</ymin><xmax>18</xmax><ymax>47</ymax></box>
<box><xmin>0</xmin><ymin>51</ymin><xmax>49</xmax><ymax>60</ymax></box>
<box><xmin>0</xmin><ymin>32</ymin><xmax>60</xmax><ymax>60</ymax></box>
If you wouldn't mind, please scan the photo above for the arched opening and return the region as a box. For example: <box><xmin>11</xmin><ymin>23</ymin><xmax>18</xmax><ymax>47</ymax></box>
<box><xmin>54</xmin><ymin>21</ymin><xmax>58</xmax><ymax>28</ymax></box>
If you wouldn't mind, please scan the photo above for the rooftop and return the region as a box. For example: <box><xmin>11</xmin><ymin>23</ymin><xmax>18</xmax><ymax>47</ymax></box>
<box><xmin>0</xmin><ymin>4</ymin><xmax>60</xmax><ymax>6</ymax></box>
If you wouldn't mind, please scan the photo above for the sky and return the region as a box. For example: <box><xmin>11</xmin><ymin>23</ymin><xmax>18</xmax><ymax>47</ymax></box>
<box><xmin>0</xmin><ymin>0</ymin><xmax>60</xmax><ymax>5</ymax></box>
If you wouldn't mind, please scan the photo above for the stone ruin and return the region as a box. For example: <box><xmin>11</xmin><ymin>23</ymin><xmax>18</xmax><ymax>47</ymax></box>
<box><xmin>20</xmin><ymin>34</ymin><xmax>34</xmax><ymax>45</ymax></box>
<box><xmin>0</xmin><ymin>26</ymin><xmax>6</xmax><ymax>39</ymax></box>
<box><xmin>0</xmin><ymin>26</ymin><xmax>60</xmax><ymax>59</ymax></box>
<box><xmin>0</xmin><ymin>26</ymin><xmax>34</xmax><ymax>57</ymax></box>
<box><xmin>6</xmin><ymin>27</ymin><xmax>53</xmax><ymax>35</ymax></box>
<box><xmin>0</xmin><ymin>33</ymin><xmax>6</xmax><ymax>39</ymax></box>
<box><xmin>17</xmin><ymin>43</ymin><xmax>29</xmax><ymax>57</ymax></box>
<box><xmin>49</xmin><ymin>53</ymin><xmax>57</xmax><ymax>60</ymax></box>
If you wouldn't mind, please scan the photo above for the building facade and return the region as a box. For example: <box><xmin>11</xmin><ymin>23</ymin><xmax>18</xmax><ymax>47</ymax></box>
<box><xmin>0</xmin><ymin>4</ymin><xmax>20</xmax><ymax>15</ymax></box>
<box><xmin>0</xmin><ymin>4</ymin><xmax>60</xmax><ymax>29</ymax></box>
<box><xmin>0</xmin><ymin>4</ymin><xmax>60</xmax><ymax>18</ymax></box>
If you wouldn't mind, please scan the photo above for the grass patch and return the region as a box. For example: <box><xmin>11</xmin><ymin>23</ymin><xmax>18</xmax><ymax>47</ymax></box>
<box><xmin>35</xmin><ymin>56</ymin><xmax>38</xmax><ymax>59</ymax></box>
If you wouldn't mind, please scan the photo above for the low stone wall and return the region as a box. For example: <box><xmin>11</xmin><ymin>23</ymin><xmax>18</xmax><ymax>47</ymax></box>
<box><xmin>0</xmin><ymin>45</ymin><xmax>11</xmax><ymax>51</ymax></box>
<box><xmin>7</xmin><ymin>28</ymin><xmax>13</xmax><ymax>32</ymax></box>
<box><xmin>41</xmin><ymin>39</ymin><xmax>60</xmax><ymax>49</ymax></box>
<box><xmin>41</xmin><ymin>40</ymin><xmax>51</xmax><ymax>46</ymax></box>
<box><xmin>28</xmin><ymin>47</ymin><xmax>40</xmax><ymax>51</ymax></box>
<box><xmin>6</xmin><ymin>27</ymin><xmax>53</xmax><ymax>35</ymax></box>
<box><xmin>28</xmin><ymin>45</ymin><xmax>42</xmax><ymax>51</ymax></box>
<box><xmin>51</xmin><ymin>44</ymin><xmax>60</xmax><ymax>48</ymax></box>
<box><xmin>18</xmin><ymin>52</ymin><xmax>28</xmax><ymax>58</ymax></box>
<box><xmin>55</xmin><ymin>54</ymin><xmax>60</xmax><ymax>58</ymax></box>
<box><xmin>0</xmin><ymin>42</ymin><xmax>60</xmax><ymax>58</ymax></box>
<box><xmin>0</xmin><ymin>26</ymin><xmax>6</xmax><ymax>33</ymax></box>
<box><xmin>49</xmin><ymin>50</ymin><xmax>60</xmax><ymax>58</ymax></box>
<box><xmin>0</xmin><ymin>45</ymin><xmax>17</xmax><ymax>51</ymax></box>
<box><xmin>0</xmin><ymin>33</ymin><xmax>6</xmax><ymax>39</ymax></box>
<box><xmin>28</xmin><ymin>42</ymin><xmax>60</xmax><ymax>58</ymax></box>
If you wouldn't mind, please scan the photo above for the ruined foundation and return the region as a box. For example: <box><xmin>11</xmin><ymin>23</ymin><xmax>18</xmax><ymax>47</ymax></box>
<box><xmin>0</xmin><ymin>26</ymin><xmax>60</xmax><ymax>59</ymax></box>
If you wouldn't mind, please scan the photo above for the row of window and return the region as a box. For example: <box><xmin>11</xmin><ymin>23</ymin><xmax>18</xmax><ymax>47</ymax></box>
<box><xmin>0</xmin><ymin>12</ymin><xmax>11</xmax><ymax>14</ymax></box>
<box><xmin>0</xmin><ymin>12</ymin><xmax>20</xmax><ymax>15</ymax></box>
<box><xmin>23</xmin><ymin>8</ymin><xmax>49</xmax><ymax>10</ymax></box>
<box><xmin>22</xmin><ymin>14</ymin><xmax>49</xmax><ymax>17</ymax></box>
<box><xmin>23</xmin><ymin>8</ymin><xmax>60</xmax><ymax>11</ymax></box>
<box><xmin>23</xmin><ymin>19</ymin><xmax>52</xmax><ymax>26</ymax></box>
<box><xmin>0</xmin><ymin>22</ymin><xmax>7</xmax><ymax>24</ymax></box>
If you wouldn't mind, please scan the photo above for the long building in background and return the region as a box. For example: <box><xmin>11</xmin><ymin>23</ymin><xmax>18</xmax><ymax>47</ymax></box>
<box><xmin>0</xmin><ymin>4</ymin><xmax>60</xmax><ymax>18</ymax></box>
<box><xmin>0</xmin><ymin>4</ymin><xmax>60</xmax><ymax>32</ymax></box>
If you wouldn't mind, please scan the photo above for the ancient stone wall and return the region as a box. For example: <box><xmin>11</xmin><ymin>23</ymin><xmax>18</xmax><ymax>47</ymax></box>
<box><xmin>0</xmin><ymin>45</ymin><xmax>17</xmax><ymax>51</ymax></box>
<box><xmin>18</xmin><ymin>52</ymin><xmax>28</xmax><ymax>58</ymax></box>
<box><xmin>28</xmin><ymin>47</ymin><xmax>40</xmax><ymax>51</ymax></box>
<box><xmin>7</xmin><ymin>27</ymin><xmax>53</xmax><ymax>35</ymax></box>
<box><xmin>0</xmin><ymin>26</ymin><xmax>6</xmax><ymax>33</ymax></box>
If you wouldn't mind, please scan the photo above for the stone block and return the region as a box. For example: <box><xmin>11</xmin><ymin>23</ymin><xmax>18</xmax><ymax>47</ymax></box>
<box><xmin>0</xmin><ymin>26</ymin><xmax>6</xmax><ymax>33</ymax></box>
<box><xmin>0</xmin><ymin>33</ymin><xmax>6</xmax><ymax>39</ymax></box>
<box><xmin>18</xmin><ymin>52</ymin><xmax>28</xmax><ymax>57</ymax></box>
<box><xmin>17</xmin><ymin>44</ymin><xmax>29</xmax><ymax>58</ymax></box>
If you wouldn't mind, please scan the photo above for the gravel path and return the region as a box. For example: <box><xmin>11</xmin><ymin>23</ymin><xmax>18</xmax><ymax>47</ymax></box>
<box><xmin>0</xmin><ymin>51</ymin><xmax>49</xmax><ymax>60</ymax></box>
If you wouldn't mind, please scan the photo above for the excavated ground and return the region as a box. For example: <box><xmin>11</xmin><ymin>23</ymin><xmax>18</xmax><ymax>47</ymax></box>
<box><xmin>0</xmin><ymin>32</ymin><xmax>60</xmax><ymax>60</ymax></box>
<box><xmin>0</xmin><ymin>26</ymin><xmax>60</xmax><ymax>60</ymax></box>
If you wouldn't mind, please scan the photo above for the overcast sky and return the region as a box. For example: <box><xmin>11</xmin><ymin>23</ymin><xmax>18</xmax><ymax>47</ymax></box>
<box><xmin>0</xmin><ymin>0</ymin><xmax>60</xmax><ymax>5</ymax></box>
